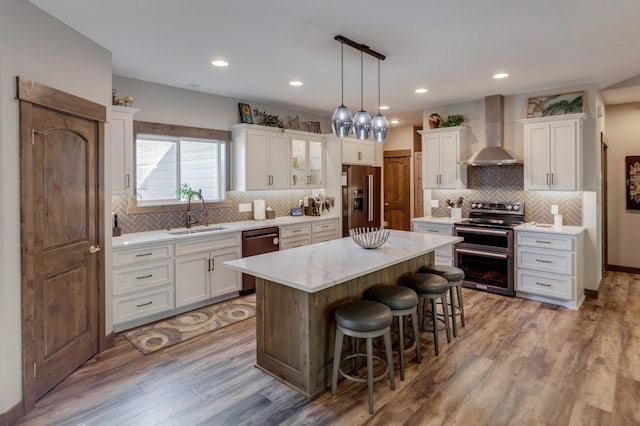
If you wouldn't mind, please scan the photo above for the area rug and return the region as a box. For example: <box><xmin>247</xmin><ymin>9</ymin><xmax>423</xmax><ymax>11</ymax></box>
<box><xmin>124</xmin><ymin>293</ymin><xmax>256</xmax><ymax>355</ymax></box>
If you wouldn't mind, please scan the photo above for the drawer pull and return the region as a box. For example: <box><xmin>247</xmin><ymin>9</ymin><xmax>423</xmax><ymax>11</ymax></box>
<box><xmin>136</xmin><ymin>301</ymin><xmax>153</xmax><ymax>307</ymax></box>
<box><xmin>135</xmin><ymin>252</ymin><xmax>153</xmax><ymax>257</ymax></box>
<box><xmin>535</xmin><ymin>240</ymin><xmax>552</xmax><ymax>244</ymax></box>
<box><xmin>427</xmin><ymin>229</ymin><xmax>439</xmax><ymax>233</ymax></box>
<box><xmin>321</xmin><ymin>225</ymin><xmax>330</xmax><ymax>228</ymax></box>
<box><xmin>136</xmin><ymin>274</ymin><xmax>153</xmax><ymax>280</ymax></box>
<box><xmin>292</xmin><ymin>244</ymin><xmax>303</xmax><ymax>248</ymax></box>
<box><xmin>292</xmin><ymin>229</ymin><xmax>302</xmax><ymax>233</ymax></box>
<box><xmin>535</xmin><ymin>282</ymin><xmax>552</xmax><ymax>287</ymax></box>
<box><xmin>535</xmin><ymin>259</ymin><xmax>552</xmax><ymax>263</ymax></box>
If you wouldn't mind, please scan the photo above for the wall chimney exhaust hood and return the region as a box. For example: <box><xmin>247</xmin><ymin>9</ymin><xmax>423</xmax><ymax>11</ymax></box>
<box><xmin>461</xmin><ymin>95</ymin><xmax>522</xmax><ymax>166</ymax></box>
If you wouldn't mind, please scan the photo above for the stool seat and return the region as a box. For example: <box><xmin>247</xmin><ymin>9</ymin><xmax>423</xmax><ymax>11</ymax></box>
<box><xmin>403</xmin><ymin>273</ymin><xmax>449</xmax><ymax>294</ymax></box>
<box><xmin>420</xmin><ymin>265</ymin><xmax>465</xmax><ymax>282</ymax></box>
<box><xmin>367</xmin><ymin>285</ymin><xmax>418</xmax><ymax>310</ymax></box>
<box><xmin>335</xmin><ymin>300</ymin><xmax>392</xmax><ymax>332</ymax></box>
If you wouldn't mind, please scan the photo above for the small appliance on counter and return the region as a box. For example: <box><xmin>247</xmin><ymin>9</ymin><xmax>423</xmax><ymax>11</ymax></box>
<box><xmin>265</xmin><ymin>207</ymin><xmax>276</xmax><ymax>219</ymax></box>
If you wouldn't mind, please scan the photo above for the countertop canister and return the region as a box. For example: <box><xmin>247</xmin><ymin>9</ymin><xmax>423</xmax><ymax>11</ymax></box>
<box><xmin>253</xmin><ymin>199</ymin><xmax>266</xmax><ymax>220</ymax></box>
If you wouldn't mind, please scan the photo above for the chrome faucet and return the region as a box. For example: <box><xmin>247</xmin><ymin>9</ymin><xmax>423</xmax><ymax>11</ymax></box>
<box><xmin>186</xmin><ymin>189</ymin><xmax>207</xmax><ymax>228</ymax></box>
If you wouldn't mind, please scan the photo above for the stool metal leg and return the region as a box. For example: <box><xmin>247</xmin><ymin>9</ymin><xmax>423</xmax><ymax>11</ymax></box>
<box><xmin>456</xmin><ymin>283</ymin><xmax>466</xmax><ymax>327</ymax></box>
<box><xmin>398</xmin><ymin>315</ymin><xmax>405</xmax><ymax>381</ymax></box>
<box><xmin>449</xmin><ymin>285</ymin><xmax>458</xmax><ymax>337</ymax></box>
<box><xmin>441</xmin><ymin>294</ymin><xmax>452</xmax><ymax>343</ymax></box>
<box><xmin>431</xmin><ymin>298</ymin><xmax>440</xmax><ymax>356</ymax></box>
<box><xmin>410</xmin><ymin>310</ymin><xmax>421</xmax><ymax>364</ymax></box>
<box><xmin>366</xmin><ymin>337</ymin><xmax>374</xmax><ymax>414</ymax></box>
<box><xmin>383</xmin><ymin>330</ymin><xmax>395</xmax><ymax>391</ymax></box>
<box><xmin>331</xmin><ymin>329</ymin><xmax>344</xmax><ymax>395</ymax></box>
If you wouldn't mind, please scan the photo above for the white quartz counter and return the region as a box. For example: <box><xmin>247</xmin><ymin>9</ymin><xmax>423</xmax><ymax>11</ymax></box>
<box><xmin>515</xmin><ymin>222</ymin><xmax>585</xmax><ymax>236</ymax></box>
<box><xmin>112</xmin><ymin>215</ymin><xmax>339</xmax><ymax>249</ymax></box>
<box><xmin>224</xmin><ymin>229</ymin><xmax>462</xmax><ymax>293</ymax></box>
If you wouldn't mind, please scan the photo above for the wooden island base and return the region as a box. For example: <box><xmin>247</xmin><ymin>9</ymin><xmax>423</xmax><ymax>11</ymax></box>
<box><xmin>255</xmin><ymin>252</ymin><xmax>432</xmax><ymax>398</ymax></box>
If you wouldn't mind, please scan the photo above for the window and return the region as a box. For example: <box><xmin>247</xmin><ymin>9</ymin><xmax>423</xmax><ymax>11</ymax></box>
<box><xmin>133</xmin><ymin>121</ymin><xmax>231</xmax><ymax>209</ymax></box>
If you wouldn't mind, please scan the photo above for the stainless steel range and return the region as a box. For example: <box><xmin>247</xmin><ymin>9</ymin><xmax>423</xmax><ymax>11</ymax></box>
<box><xmin>453</xmin><ymin>201</ymin><xmax>524</xmax><ymax>296</ymax></box>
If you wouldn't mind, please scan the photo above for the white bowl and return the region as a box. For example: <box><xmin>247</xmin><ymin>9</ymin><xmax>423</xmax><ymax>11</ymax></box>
<box><xmin>349</xmin><ymin>227</ymin><xmax>390</xmax><ymax>249</ymax></box>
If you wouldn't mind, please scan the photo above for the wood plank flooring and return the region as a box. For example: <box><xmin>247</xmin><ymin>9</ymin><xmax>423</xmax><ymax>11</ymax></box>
<box><xmin>16</xmin><ymin>271</ymin><xmax>640</xmax><ymax>426</ymax></box>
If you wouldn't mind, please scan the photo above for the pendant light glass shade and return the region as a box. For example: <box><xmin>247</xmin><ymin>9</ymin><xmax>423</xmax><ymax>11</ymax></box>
<box><xmin>371</xmin><ymin>59</ymin><xmax>389</xmax><ymax>142</ymax></box>
<box><xmin>331</xmin><ymin>43</ymin><xmax>353</xmax><ymax>137</ymax></box>
<box><xmin>353</xmin><ymin>51</ymin><xmax>371</xmax><ymax>140</ymax></box>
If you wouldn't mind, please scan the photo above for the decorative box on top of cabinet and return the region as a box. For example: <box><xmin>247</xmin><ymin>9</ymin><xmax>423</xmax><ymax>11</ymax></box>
<box><xmin>519</xmin><ymin>113</ymin><xmax>587</xmax><ymax>191</ymax></box>
<box><xmin>111</xmin><ymin>105</ymin><xmax>139</xmax><ymax>195</ymax></box>
<box><xmin>418</xmin><ymin>126</ymin><xmax>469</xmax><ymax>189</ymax></box>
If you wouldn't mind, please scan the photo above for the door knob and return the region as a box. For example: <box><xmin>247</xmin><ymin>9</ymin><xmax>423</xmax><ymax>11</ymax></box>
<box><xmin>89</xmin><ymin>245</ymin><xmax>101</xmax><ymax>254</ymax></box>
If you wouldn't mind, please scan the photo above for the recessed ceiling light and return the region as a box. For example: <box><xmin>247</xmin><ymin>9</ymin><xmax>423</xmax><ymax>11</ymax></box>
<box><xmin>211</xmin><ymin>60</ymin><xmax>229</xmax><ymax>67</ymax></box>
<box><xmin>391</xmin><ymin>119</ymin><xmax>400</xmax><ymax>124</ymax></box>
<box><xmin>379</xmin><ymin>105</ymin><xmax>390</xmax><ymax>110</ymax></box>
<box><xmin>493</xmin><ymin>73</ymin><xmax>509</xmax><ymax>79</ymax></box>
<box><xmin>289</xmin><ymin>81</ymin><xmax>303</xmax><ymax>86</ymax></box>
<box><xmin>415</xmin><ymin>88</ymin><xmax>428</xmax><ymax>94</ymax></box>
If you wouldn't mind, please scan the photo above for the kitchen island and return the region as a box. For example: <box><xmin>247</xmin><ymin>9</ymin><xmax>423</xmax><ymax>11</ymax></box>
<box><xmin>224</xmin><ymin>229</ymin><xmax>462</xmax><ymax>397</ymax></box>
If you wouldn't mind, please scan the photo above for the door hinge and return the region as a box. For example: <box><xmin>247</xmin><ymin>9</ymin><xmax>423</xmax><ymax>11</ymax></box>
<box><xmin>33</xmin><ymin>362</ymin><xmax>37</xmax><ymax>378</ymax></box>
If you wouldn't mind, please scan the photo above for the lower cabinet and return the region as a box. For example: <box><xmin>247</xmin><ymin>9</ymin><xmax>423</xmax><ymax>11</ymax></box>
<box><xmin>412</xmin><ymin>220</ymin><xmax>455</xmax><ymax>266</ymax></box>
<box><xmin>280</xmin><ymin>218</ymin><xmax>339</xmax><ymax>250</ymax></box>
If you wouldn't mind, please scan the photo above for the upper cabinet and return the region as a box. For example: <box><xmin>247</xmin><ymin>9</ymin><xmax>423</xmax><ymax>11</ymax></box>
<box><xmin>290</xmin><ymin>133</ymin><xmax>324</xmax><ymax>188</ymax></box>
<box><xmin>111</xmin><ymin>106</ymin><xmax>139</xmax><ymax>195</ymax></box>
<box><xmin>419</xmin><ymin>127</ymin><xmax>468</xmax><ymax>189</ymax></box>
<box><xmin>519</xmin><ymin>113</ymin><xmax>587</xmax><ymax>191</ymax></box>
<box><xmin>341</xmin><ymin>137</ymin><xmax>375</xmax><ymax>165</ymax></box>
<box><xmin>231</xmin><ymin>124</ymin><xmax>290</xmax><ymax>191</ymax></box>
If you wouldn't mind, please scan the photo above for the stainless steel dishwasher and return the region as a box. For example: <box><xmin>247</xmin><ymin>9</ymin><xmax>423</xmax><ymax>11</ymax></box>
<box><xmin>241</xmin><ymin>226</ymin><xmax>280</xmax><ymax>292</ymax></box>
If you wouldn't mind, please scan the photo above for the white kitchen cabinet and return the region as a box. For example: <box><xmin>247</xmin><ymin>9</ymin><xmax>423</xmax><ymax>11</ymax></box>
<box><xmin>520</xmin><ymin>113</ymin><xmax>587</xmax><ymax>191</ymax></box>
<box><xmin>279</xmin><ymin>218</ymin><xmax>340</xmax><ymax>250</ymax></box>
<box><xmin>341</xmin><ymin>137</ymin><xmax>375</xmax><ymax>165</ymax></box>
<box><xmin>231</xmin><ymin>124</ymin><xmax>290</xmax><ymax>190</ymax></box>
<box><xmin>110</xmin><ymin>106</ymin><xmax>139</xmax><ymax>195</ymax></box>
<box><xmin>418</xmin><ymin>127</ymin><xmax>468</xmax><ymax>189</ymax></box>
<box><xmin>412</xmin><ymin>220</ymin><xmax>455</xmax><ymax>265</ymax></box>
<box><xmin>515</xmin><ymin>225</ymin><xmax>585</xmax><ymax>309</ymax></box>
<box><xmin>174</xmin><ymin>233</ymin><xmax>242</xmax><ymax>308</ymax></box>
<box><xmin>290</xmin><ymin>134</ymin><xmax>324</xmax><ymax>188</ymax></box>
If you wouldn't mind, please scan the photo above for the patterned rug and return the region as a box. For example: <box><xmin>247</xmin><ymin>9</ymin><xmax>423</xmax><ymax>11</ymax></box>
<box><xmin>124</xmin><ymin>293</ymin><xmax>256</xmax><ymax>355</ymax></box>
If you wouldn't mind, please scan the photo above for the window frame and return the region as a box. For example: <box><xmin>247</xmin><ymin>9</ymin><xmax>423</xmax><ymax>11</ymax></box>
<box><xmin>128</xmin><ymin>121</ymin><xmax>232</xmax><ymax>214</ymax></box>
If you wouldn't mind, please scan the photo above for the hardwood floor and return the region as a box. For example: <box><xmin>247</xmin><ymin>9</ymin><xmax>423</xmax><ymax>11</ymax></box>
<box><xmin>16</xmin><ymin>271</ymin><xmax>640</xmax><ymax>425</ymax></box>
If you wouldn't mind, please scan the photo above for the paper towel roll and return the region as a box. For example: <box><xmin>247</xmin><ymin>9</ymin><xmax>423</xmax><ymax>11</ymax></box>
<box><xmin>554</xmin><ymin>214</ymin><xmax>563</xmax><ymax>228</ymax></box>
<box><xmin>253</xmin><ymin>199</ymin><xmax>265</xmax><ymax>220</ymax></box>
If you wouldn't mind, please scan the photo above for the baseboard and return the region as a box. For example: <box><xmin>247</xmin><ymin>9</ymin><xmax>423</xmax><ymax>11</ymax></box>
<box><xmin>101</xmin><ymin>330</ymin><xmax>115</xmax><ymax>352</ymax></box>
<box><xmin>584</xmin><ymin>288</ymin><xmax>599</xmax><ymax>299</ymax></box>
<box><xmin>0</xmin><ymin>400</ymin><xmax>24</xmax><ymax>426</ymax></box>
<box><xmin>607</xmin><ymin>265</ymin><xmax>640</xmax><ymax>274</ymax></box>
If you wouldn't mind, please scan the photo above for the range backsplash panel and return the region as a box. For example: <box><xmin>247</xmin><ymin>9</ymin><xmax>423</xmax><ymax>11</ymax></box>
<box><xmin>112</xmin><ymin>190</ymin><xmax>316</xmax><ymax>234</ymax></box>
<box><xmin>430</xmin><ymin>165</ymin><xmax>583</xmax><ymax>225</ymax></box>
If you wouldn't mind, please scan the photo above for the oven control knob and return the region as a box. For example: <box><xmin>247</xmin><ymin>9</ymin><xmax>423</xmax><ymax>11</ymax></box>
<box><xmin>471</xmin><ymin>203</ymin><xmax>477</xmax><ymax>208</ymax></box>
<box><xmin>477</xmin><ymin>203</ymin><xmax>482</xmax><ymax>209</ymax></box>
<box><xmin>506</xmin><ymin>204</ymin><xmax>513</xmax><ymax>210</ymax></box>
<box><xmin>513</xmin><ymin>204</ymin><xmax>520</xmax><ymax>211</ymax></box>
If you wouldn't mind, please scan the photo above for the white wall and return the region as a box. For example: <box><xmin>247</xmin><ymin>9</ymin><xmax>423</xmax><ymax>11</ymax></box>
<box><xmin>0</xmin><ymin>0</ymin><xmax>112</xmax><ymax>414</ymax></box>
<box><xmin>604</xmin><ymin>102</ymin><xmax>640</xmax><ymax>268</ymax></box>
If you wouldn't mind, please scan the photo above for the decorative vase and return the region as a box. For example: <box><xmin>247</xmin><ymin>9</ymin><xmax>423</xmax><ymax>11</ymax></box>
<box><xmin>428</xmin><ymin>113</ymin><xmax>441</xmax><ymax>129</ymax></box>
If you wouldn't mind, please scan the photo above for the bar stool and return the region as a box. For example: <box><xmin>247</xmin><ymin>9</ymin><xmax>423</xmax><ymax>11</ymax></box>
<box><xmin>402</xmin><ymin>273</ymin><xmax>451</xmax><ymax>356</ymax></box>
<box><xmin>420</xmin><ymin>265</ymin><xmax>466</xmax><ymax>337</ymax></box>
<box><xmin>331</xmin><ymin>300</ymin><xmax>395</xmax><ymax>414</ymax></box>
<box><xmin>366</xmin><ymin>285</ymin><xmax>421</xmax><ymax>381</ymax></box>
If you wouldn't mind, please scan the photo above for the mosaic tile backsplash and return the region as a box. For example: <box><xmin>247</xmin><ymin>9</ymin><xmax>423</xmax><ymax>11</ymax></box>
<box><xmin>112</xmin><ymin>190</ymin><xmax>319</xmax><ymax>234</ymax></box>
<box><xmin>430</xmin><ymin>165</ymin><xmax>583</xmax><ymax>226</ymax></box>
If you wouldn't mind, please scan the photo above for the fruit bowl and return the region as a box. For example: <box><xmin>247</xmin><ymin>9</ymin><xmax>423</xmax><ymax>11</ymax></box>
<box><xmin>349</xmin><ymin>227</ymin><xmax>390</xmax><ymax>249</ymax></box>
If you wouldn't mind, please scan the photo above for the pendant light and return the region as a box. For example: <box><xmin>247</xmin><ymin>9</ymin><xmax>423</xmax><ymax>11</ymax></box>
<box><xmin>331</xmin><ymin>42</ymin><xmax>353</xmax><ymax>138</ymax></box>
<box><xmin>353</xmin><ymin>50</ymin><xmax>371</xmax><ymax>140</ymax></box>
<box><xmin>371</xmin><ymin>58</ymin><xmax>389</xmax><ymax>142</ymax></box>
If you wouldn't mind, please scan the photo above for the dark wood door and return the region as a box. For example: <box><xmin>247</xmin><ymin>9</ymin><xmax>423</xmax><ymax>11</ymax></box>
<box><xmin>384</xmin><ymin>150</ymin><xmax>411</xmax><ymax>230</ymax></box>
<box><xmin>19</xmin><ymin>79</ymin><xmax>106</xmax><ymax>410</ymax></box>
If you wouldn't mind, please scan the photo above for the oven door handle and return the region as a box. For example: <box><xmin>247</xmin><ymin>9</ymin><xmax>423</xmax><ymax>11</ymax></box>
<box><xmin>455</xmin><ymin>248</ymin><xmax>510</xmax><ymax>259</ymax></box>
<box><xmin>455</xmin><ymin>227</ymin><xmax>510</xmax><ymax>236</ymax></box>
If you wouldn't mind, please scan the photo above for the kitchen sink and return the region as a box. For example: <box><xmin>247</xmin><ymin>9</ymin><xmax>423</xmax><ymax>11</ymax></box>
<box><xmin>168</xmin><ymin>227</ymin><xmax>226</xmax><ymax>235</ymax></box>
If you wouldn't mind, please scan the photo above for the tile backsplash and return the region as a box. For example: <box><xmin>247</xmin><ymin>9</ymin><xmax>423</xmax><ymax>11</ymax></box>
<box><xmin>430</xmin><ymin>165</ymin><xmax>583</xmax><ymax>226</ymax></box>
<box><xmin>112</xmin><ymin>190</ymin><xmax>320</xmax><ymax>234</ymax></box>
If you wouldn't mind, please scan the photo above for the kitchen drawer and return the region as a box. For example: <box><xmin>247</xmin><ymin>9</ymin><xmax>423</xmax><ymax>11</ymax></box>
<box><xmin>280</xmin><ymin>235</ymin><xmax>312</xmax><ymax>250</ymax></box>
<box><xmin>517</xmin><ymin>247</ymin><xmax>573</xmax><ymax>275</ymax></box>
<box><xmin>517</xmin><ymin>232</ymin><xmax>574</xmax><ymax>251</ymax></box>
<box><xmin>175</xmin><ymin>233</ymin><xmax>241</xmax><ymax>256</ymax></box>
<box><xmin>312</xmin><ymin>230</ymin><xmax>338</xmax><ymax>244</ymax></box>
<box><xmin>312</xmin><ymin>220</ymin><xmax>338</xmax><ymax>234</ymax></box>
<box><xmin>517</xmin><ymin>269</ymin><xmax>572</xmax><ymax>300</ymax></box>
<box><xmin>113</xmin><ymin>260</ymin><xmax>174</xmax><ymax>296</ymax></box>
<box><xmin>280</xmin><ymin>224</ymin><xmax>311</xmax><ymax>239</ymax></box>
<box><xmin>413</xmin><ymin>223</ymin><xmax>453</xmax><ymax>236</ymax></box>
<box><xmin>113</xmin><ymin>244</ymin><xmax>173</xmax><ymax>266</ymax></box>
<box><xmin>113</xmin><ymin>284</ymin><xmax>175</xmax><ymax>324</ymax></box>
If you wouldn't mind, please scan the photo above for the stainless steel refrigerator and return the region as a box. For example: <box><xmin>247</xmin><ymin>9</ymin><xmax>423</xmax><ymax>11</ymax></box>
<box><xmin>341</xmin><ymin>165</ymin><xmax>382</xmax><ymax>237</ymax></box>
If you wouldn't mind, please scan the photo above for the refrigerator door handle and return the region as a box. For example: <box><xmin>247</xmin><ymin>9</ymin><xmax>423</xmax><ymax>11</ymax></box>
<box><xmin>367</xmin><ymin>174</ymin><xmax>374</xmax><ymax>222</ymax></box>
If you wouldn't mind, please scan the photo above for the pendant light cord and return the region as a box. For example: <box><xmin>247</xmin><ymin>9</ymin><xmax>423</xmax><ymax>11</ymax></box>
<box><xmin>360</xmin><ymin>51</ymin><xmax>364</xmax><ymax>110</ymax></box>
<box><xmin>377</xmin><ymin>59</ymin><xmax>381</xmax><ymax>114</ymax></box>
<box><xmin>340</xmin><ymin>42</ymin><xmax>345</xmax><ymax>106</ymax></box>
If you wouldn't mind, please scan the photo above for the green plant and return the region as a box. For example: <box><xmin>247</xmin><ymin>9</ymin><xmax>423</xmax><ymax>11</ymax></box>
<box><xmin>440</xmin><ymin>114</ymin><xmax>465</xmax><ymax>127</ymax></box>
<box><xmin>176</xmin><ymin>182</ymin><xmax>196</xmax><ymax>200</ymax></box>
<box><xmin>253</xmin><ymin>108</ymin><xmax>285</xmax><ymax>128</ymax></box>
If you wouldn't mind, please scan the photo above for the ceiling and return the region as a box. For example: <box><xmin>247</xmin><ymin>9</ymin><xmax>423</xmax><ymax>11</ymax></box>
<box><xmin>30</xmin><ymin>0</ymin><xmax>640</xmax><ymax>126</ymax></box>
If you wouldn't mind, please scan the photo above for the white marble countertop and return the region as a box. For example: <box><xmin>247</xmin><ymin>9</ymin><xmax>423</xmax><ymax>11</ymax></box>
<box><xmin>112</xmin><ymin>215</ymin><xmax>340</xmax><ymax>249</ymax></box>
<box><xmin>412</xmin><ymin>216</ymin><xmax>461</xmax><ymax>225</ymax></box>
<box><xmin>515</xmin><ymin>222</ymin><xmax>585</xmax><ymax>236</ymax></box>
<box><xmin>224</xmin><ymin>230</ymin><xmax>462</xmax><ymax>293</ymax></box>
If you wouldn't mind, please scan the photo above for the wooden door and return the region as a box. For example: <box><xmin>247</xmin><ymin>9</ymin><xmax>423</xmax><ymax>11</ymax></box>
<box><xmin>19</xmin><ymin>78</ymin><xmax>106</xmax><ymax>411</ymax></box>
<box><xmin>384</xmin><ymin>150</ymin><xmax>411</xmax><ymax>230</ymax></box>
<box><xmin>601</xmin><ymin>133</ymin><xmax>609</xmax><ymax>271</ymax></box>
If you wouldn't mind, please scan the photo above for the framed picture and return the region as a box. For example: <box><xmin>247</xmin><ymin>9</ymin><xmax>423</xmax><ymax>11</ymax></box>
<box><xmin>238</xmin><ymin>103</ymin><xmax>253</xmax><ymax>124</ymax></box>
<box><xmin>526</xmin><ymin>90</ymin><xmax>585</xmax><ymax>118</ymax></box>
<box><xmin>626</xmin><ymin>156</ymin><xmax>640</xmax><ymax>210</ymax></box>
